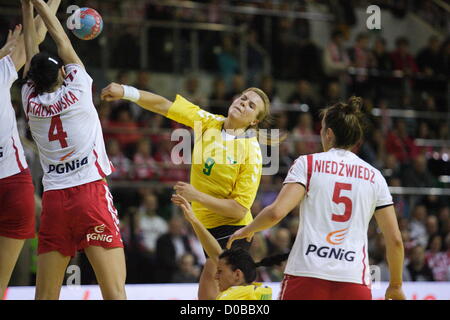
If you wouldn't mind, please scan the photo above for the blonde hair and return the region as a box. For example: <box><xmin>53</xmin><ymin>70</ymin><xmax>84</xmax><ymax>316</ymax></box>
<box><xmin>243</xmin><ymin>87</ymin><xmax>285</xmax><ymax>145</ymax></box>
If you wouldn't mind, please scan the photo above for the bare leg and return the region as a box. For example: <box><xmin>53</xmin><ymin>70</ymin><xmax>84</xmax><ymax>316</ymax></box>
<box><xmin>0</xmin><ymin>236</ymin><xmax>25</xmax><ymax>299</ymax></box>
<box><xmin>35</xmin><ymin>251</ymin><xmax>71</xmax><ymax>300</ymax></box>
<box><xmin>84</xmin><ymin>246</ymin><xmax>126</xmax><ymax>300</ymax></box>
<box><xmin>198</xmin><ymin>258</ymin><xmax>219</xmax><ymax>300</ymax></box>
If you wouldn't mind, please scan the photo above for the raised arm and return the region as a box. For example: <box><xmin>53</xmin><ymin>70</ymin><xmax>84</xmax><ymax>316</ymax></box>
<box><xmin>31</xmin><ymin>0</ymin><xmax>82</xmax><ymax>66</ymax></box>
<box><xmin>101</xmin><ymin>82</ymin><xmax>173</xmax><ymax>116</ymax></box>
<box><xmin>172</xmin><ymin>194</ymin><xmax>223</xmax><ymax>264</ymax></box>
<box><xmin>0</xmin><ymin>25</ymin><xmax>22</xmax><ymax>60</ymax></box>
<box><xmin>22</xmin><ymin>0</ymin><xmax>38</xmax><ymax>77</ymax></box>
<box><xmin>374</xmin><ymin>205</ymin><xmax>406</xmax><ymax>300</ymax></box>
<box><xmin>11</xmin><ymin>0</ymin><xmax>61</xmax><ymax>71</ymax></box>
<box><xmin>227</xmin><ymin>183</ymin><xmax>305</xmax><ymax>248</ymax></box>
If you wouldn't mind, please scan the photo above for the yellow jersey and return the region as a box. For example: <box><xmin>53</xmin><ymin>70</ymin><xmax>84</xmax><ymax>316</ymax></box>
<box><xmin>216</xmin><ymin>283</ymin><xmax>272</xmax><ymax>300</ymax></box>
<box><xmin>167</xmin><ymin>95</ymin><xmax>263</xmax><ymax>229</ymax></box>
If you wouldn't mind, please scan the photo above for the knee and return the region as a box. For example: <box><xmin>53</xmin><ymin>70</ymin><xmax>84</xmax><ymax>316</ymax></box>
<box><xmin>102</xmin><ymin>283</ymin><xmax>127</xmax><ymax>300</ymax></box>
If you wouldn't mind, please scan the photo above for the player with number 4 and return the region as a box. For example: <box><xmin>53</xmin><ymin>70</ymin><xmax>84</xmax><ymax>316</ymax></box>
<box><xmin>101</xmin><ymin>81</ymin><xmax>272</xmax><ymax>300</ymax></box>
<box><xmin>228</xmin><ymin>97</ymin><xmax>407</xmax><ymax>300</ymax></box>
<box><xmin>21</xmin><ymin>0</ymin><xmax>126</xmax><ymax>300</ymax></box>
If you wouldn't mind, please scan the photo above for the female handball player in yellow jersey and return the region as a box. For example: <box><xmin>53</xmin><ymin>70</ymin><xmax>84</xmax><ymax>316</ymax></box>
<box><xmin>173</xmin><ymin>194</ymin><xmax>289</xmax><ymax>300</ymax></box>
<box><xmin>101</xmin><ymin>82</ymin><xmax>271</xmax><ymax>299</ymax></box>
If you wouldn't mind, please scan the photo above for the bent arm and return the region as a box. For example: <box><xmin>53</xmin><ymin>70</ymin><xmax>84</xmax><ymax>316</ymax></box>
<box><xmin>31</xmin><ymin>0</ymin><xmax>82</xmax><ymax>66</ymax></box>
<box><xmin>242</xmin><ymin>183</ymin><xmax>305</xmax><ymax>234</ymax></box>
<box><xmin>195</xmin><ymin>192</ymin><xmax>248</xmax><ymax>220</ymax></box>
<box><xmin>374</xmin><ymin>205</ymin><xmax>404</xmax><ymax>287</ymax></box>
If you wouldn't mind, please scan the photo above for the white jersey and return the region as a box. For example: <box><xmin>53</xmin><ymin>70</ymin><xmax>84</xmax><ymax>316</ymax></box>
<box><xmin>0</xmin><ymin>55</ymin><xmax>28</xmax><ymax>179</ymax></box>
<box><xmin>283</xmin><ymin>148</ymin><xmax>393</xmax><ymax>285</ymax></box>
<box><xmin>21</xmin><ymin>64</ymin><xmax>112</xmax><ymax>191</ymax></box>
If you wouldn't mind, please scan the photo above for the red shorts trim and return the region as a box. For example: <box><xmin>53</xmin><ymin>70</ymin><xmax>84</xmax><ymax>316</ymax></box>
<box><xmin>279</xmin><ymin>275</ymin><xmax>372</xmax><ymax>300</ymax></box>
<box><xmin>38</xmin><ymin>179</ymin><xmax>123</xmax><ymax>257</ymax></box>
<box><xmin>0</xmin><ymin>169</ymin><xmax>35</xmax><ymax>239</ymax></box>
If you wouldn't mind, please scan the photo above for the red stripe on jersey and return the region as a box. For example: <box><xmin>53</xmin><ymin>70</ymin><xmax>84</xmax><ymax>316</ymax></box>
<box><xmin>25</xmin><ymin>87</ymin><xmax>38</xmax><ymax>122</ymax></box>
<box><xmin>306</xmin><ymin>154</ymin><xmax>313</xmax><ymax>192</ymax></box>
<box><xmin>361</xmin><ymin>245</ymin><xmax>367</xmax><ymax>286</ymax></box>
<box><xmin>11</xmin><ymin>137</ymin><xmax>24</xmax><ymax>171</ymax></box>
<box><xmin>93</xmin><ymin>148</ymin><xmax>106</xmax><ymax>178</ymax></box>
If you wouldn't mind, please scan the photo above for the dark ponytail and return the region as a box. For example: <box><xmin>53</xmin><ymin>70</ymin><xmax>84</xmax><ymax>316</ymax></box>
<box><xmin>255</xmin><ymin>253</ymin><xmax>289</xmax><ymax>268</ymax></box>
<box><xmin>320</xmin><ymin>96</ymin><xmax>365</xmax><ymax>149</ymax></box>
<box><xmin>26</xmin><ymin>52</ymin><xmax>63</xmax><ymax>95</ymax></box>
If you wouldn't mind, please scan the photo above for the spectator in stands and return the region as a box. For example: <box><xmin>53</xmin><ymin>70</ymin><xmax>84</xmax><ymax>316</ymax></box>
<box><xmin>416</xmin><ymin>35</ymin><xmax>441</xmax><ymax>77</ymax></box>
<box><xmin>425</xmin><ymin>234</ymin><xmax>448</xmax><ymax>281</ymax></box>
<box><xmin>259</xmin><ymin>75</ymin><xmax>282</xmax><ymax>111</ymax></box>
<box><xmin>154</xmin><ymin>137</ymin><xmax>189</xmax><ymax>183</ymax></box>
<box><xmin>209</xmin><ymin>77</ymin><xmax>228</xmax><ymax>116</ymax></box>
<box><xmin>279</xmin><ymin>142</ymin><xmax>294</xmax><ymax>170</ymax></box>
<box><xmin>388</xmin><ymin>176</ymin><xmax>409</xmax><ymax>219</ymax></box>
<box><xmin>291</xmin><ymin>112</ymin><xmax>318</xmax><ymax>155</ymax></box>
<box><xmin>258</xmin><ymin>175</ymin><xmax>277</xmax><ymax>208</ymax></box>
<box><xmin>407</xmin><ymin>245</ymin><xmax>435</xmax><ymax>281</ymax></box>
<box><xmin>322</xmin><ymin>81</ymin><xmax>343</xmax><ymax>106</ymax></box>
<box><xmin>426</xmin><ymin>215</ymin><xmax>440</xmax><ymax>240</ymax></box>
<box><xmin>348</xmin><ymin>33</ymin><xmax>374</xmax><ymax>96</ymax></box>
<box><xmin>402</xmin><ymin>154</ymin><xmax>437</xmax><ymax>188</ymax></box>
<box><xmin>287</xmin><ymin>79</ymin><xmax>317</xmax><ymax>126</ymax></box>
<box><xmin>136</xmin><ymin>193</ymin><xmax>168</xmax><ymax>254</ymax></box>
<box><xmin>438</xmin><ymin>38</ymin><xmax>450</xmax><ymax>77</ymax></box>
<box><xmin>385</xmin><ymin>119</ymin><xmax>419</xmax><ymax>165</ymax></box>
<box><xmin>155</xmin><ymin>215</ymin><xmax>194</xmax><ymax>283</ymax></box>
<box><xmin>267</xmin><ymin>227</ymin><xmax>291</xmax><ymax>256</ymax></box>
<box><xmin>225</xmin><ymin>73</ymin><xmax>246</xmax><ymax>101</ymax></box>
<box><xmin>246</xmin><ymin>30</ymin><xmax>265</xmax><ymax>85</ymax></box>
<box><xmin>323</xmin><ymin>30</ymin><xmax>350</xmax><ymax>78</ymax></box>
<box><xmin>217</xmin><ymin>34</ymin><xmax>239</xmax><ymax>85</ymax></box>
<box><xmin>390</xmin><ymin>37</ymin><xmax>419</xmax><ymax>76</ymax></box>
<box><xmin>133</xmin><ymin>138</ymin><xmax>159</xmax><ymax>180</ymax></box>
<box><xmin>409</xmin><ymin>204</ymin><xmax>429</xmax><ymax>248</ymax></box>
<box><xmin>109</xmin><ymin>107</ymin><xmax>142</xmax><ymax>153</ymax></box>
<box><xmin>107</xmin><ymin>139</ymin><xmax>132</xmax><ymax>180</ymax></box>
<box><xmin>181</xmin><ymin>75</ymin><xmax>207</xmax><ymax>107</ymax></box>
<box><xmin>438</xmin><ymin>206</ymin><xmax>450</xmax><ymax>238</ymax></box>
<box><xmin>131</xmin><ymin>71</ymin><xmax>154</xmax><ymax>122</ymax></box>
<box><xmin>373</xmin><ymin>37</ymin><xmax>392</xmax><ymax>73</ymax></box>
<box><xmin>171</xmin><ymin>253</ymin><xmax>201</xmax><ymax>283</ymax></box>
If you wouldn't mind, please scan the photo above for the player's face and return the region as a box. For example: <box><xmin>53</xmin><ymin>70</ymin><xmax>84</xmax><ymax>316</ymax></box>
<box><xmin>215</xmin><ymin>258</ymin><xmax>242</xmax><ymax>292</ymax></box>
<box><xmin>228</xmin><ymin>91</ymin><xmax>264</xmax><ymax>128</ymax></box>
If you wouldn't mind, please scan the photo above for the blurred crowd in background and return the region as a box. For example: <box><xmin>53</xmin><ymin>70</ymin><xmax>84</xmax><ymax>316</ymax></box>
<box><xmin>0</xmin><ymin>0</ymin><xmax>449</xmax><ymax>285</ymax></box>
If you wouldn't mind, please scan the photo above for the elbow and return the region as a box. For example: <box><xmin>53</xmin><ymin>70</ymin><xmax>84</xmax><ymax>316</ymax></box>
<box><xmin>268</xmin><ymin>205</ymin><xmax>283</xmax><ymax>222</ymax></box>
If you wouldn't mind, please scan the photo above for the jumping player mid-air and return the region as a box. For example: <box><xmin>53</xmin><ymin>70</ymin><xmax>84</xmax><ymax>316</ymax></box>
<box><xmin>228</xmin><ymin>97</ymin><xmax>406</xmax><ymax>300</ymax></box>
<box><xmin>101</xmin><ymin>82</ymin><xmax>270</xmax><ymax>299</ymax></box>
<box><xmin>0</xmin><ymin>0</ymin><xmax>60</xmax><ymax>299</ymax></box>
<box><xmin>22</xmin><ymin>0</ymin><xmax>126</xmax><ymax>299</ymax></box>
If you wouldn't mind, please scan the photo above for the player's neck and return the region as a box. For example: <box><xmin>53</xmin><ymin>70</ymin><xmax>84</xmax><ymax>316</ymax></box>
<box><xmin>223</xmin><ymin>118</ymin><xmax>247</xmax><ymax>136</ymax></box>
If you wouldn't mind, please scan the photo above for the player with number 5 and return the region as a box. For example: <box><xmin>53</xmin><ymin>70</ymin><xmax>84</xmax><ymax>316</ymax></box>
<box><xmin>228</xmin><ymin>97</ymin><xmax>407</xmax><ymax>300</ymax></box>
<box><xmin>101</xmin><ymin>81</ymin><xmax>271</xmax><ymax>299</ymax></box>
<box><xmin>21</xmin><ymin>0</ymin><xmax>126</xmax><ymax>300</ymax></box>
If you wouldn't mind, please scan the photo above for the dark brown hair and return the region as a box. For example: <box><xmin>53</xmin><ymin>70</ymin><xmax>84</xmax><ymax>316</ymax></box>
<box><xmin>320</xmin><ymin>96</ymin><xmax>365</xmax><ymax>149</ymax></box>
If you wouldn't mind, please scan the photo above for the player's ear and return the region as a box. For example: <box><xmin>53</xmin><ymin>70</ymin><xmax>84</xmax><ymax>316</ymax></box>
<box><xmin>60</xmin><ymin>66</ymin><xmax>66</xmax><ymax>78</ymax></box>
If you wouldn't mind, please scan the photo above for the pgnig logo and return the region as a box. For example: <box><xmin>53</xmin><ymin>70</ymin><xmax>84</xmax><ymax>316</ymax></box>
<box><xmin>86</xmin><ymin>224</ymin><xmax>113</xmax><ymax>243</ymax></box>
<box><xmin>306</xmin><ymin>244</ymin><xmax>355</xmax><ymax>262</ymax></box>
<box><xmin>48</xmin><ymin>156</ymin><xmax>88</xmax><ymax>174</ymax></box>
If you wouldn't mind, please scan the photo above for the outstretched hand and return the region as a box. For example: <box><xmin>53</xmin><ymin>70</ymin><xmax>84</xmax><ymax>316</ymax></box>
<box><xmin>0</xmin><ymin>25</ymin><xmax>22</xmax><ymax>58</ymax></box>
<box><xmin>226</xmin><ymin>226</ymin><xmax>254</xmax><ymax>249</ymax></box>
<box><xmin>101</xmin><ymin>82</ymin><xmax>124</xmax><ymax>102</ymax></box>
<box><xmin>171</xmin><ymin>194</ymin><xmax>196</xmax><ymax>223</ymax></box>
